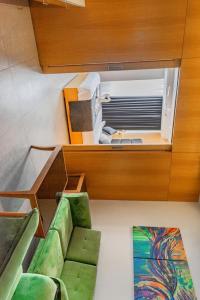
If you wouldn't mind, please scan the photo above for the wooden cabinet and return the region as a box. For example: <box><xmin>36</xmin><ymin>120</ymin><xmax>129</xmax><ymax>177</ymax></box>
<box><xmin>172</xmin><ymin>58</ymin><xmax>200</xmax><ymax>153</ymax></box>
<box><xmin>63</xmin><ymin>147</ymin><xmax>172</xmax><ymax>201</ymax></box>
<box><xmin>30</xmin><ymin>0</ymin><xmax>187</xmax><ymax>73</ymax></box>
<box><xmin>33</xmin><ymin>0</ymin><xmax>85</xmax><ymax>7</ymax></box>
<box><xmin>63</xmin><ymin>146</ymin><xmax>200</xmax><ymax>202</ymax></box>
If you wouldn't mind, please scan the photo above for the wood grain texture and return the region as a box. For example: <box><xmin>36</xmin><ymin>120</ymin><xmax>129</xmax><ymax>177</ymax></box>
<box><xmin>183</xmin><ymin>0</ymin><xmax>200</xmax><ymax>59</ymax></box>
<box><xmin>172</xmin><ymin>58</ymin><xmax>200</xmax><ymax>153</ymax></box>
<box><xmin>63</xmin><ymin>149</ymin><xmax>172</xmax><ymax>201</ymax></box>
<box><xmin>30</xmin><ymin>0</ymin><xmax>187</xmax><ymax>71</ymax></box>
<box><xmin>36</xmin><ymin>149</ymin><xmax>67</xmax><ymax>199</ymax></box>
<box><xmin>168</xmin><ymin>153</ymin><xmax>200</xmax><ymax>201</ymax></box>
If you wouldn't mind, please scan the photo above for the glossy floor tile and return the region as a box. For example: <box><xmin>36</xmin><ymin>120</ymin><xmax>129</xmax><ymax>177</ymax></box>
<box><xmin>90</xmin><ymin>200</ymin><xmax>200</xmax><ymax>300</ymax></box>
<box><xmin>0</xmin><ymin>2</ymin><xmax>75</xmax><ymax>211</ymax></box>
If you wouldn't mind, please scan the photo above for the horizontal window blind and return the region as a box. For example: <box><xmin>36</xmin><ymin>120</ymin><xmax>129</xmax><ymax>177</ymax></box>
<box><xmin>102</xmin><ymin>96</ymin><xmax>163</xmax><ymax>130</ymax></box>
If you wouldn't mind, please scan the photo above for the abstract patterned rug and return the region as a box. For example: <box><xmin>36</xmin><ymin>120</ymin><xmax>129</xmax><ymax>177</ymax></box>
<box><xmin>133</xmin><ymin>226</ymin><xmax>196</xmax><ymax>299</ymax></box>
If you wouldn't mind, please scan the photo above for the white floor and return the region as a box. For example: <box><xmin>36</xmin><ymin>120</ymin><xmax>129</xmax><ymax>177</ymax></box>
<box><xmin>90</xmin><ymin>200</ymin><xmax>200</xmax><ymax>300</ymax></box>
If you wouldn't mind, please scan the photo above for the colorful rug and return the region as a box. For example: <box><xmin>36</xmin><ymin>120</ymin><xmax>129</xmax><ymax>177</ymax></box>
<box><xmin>133</xmin><ymin>226</ymin><xmax>196</xmax><ymax>299</ymax></box>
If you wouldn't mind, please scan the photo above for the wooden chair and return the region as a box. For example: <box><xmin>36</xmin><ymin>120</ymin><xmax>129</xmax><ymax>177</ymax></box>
<box><xmin>0</xmin><ymin>145</ymin><xmax>86</xmax><ymax>237</ymax></box>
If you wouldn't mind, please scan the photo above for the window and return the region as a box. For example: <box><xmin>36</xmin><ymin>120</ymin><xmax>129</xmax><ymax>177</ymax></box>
<box><xmin>99</xmin><ymin>68</ymin><xmax>179</xmax><ymax>145</ymax></box>
<box><xmin>102</xmin><ymin>96</ymin><xmax>163</xmax><ymax>131</ymax></box>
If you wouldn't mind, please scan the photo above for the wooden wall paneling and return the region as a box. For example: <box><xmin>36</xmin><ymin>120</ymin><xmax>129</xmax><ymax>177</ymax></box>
<box><xmin>63</xmin><ymin>148</ymin><xmax>172</xmax><ymax>201</ymax></box>
<box><xmin>183</xmin><ymin>0</ymin><xmax>200</xmax><ymax>59</ymax></box>
<box><xmin>172</xmin><ymin>58</ymin><xmax>200</xmax><ymax>153</ymax></box>
<box><xmin>168</xmin><ymin>153</ymin><xmax>200</xmax><ymax>202</ymax></box>
<box><xmin>30</xmin><ymin>0</ymin><xmax>187</xmax><ymax>72</ymax></box>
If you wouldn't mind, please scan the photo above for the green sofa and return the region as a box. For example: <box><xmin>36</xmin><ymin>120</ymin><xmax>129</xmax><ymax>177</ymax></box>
<box><xmin>0</xmin><ymin>209</ymin><xmax>39</xmax><ymax>300</ymax></box>
<box><xmin>19</xmin><ymin>193</ymin><xmax>101</xmax><ymax>300</ymax></box>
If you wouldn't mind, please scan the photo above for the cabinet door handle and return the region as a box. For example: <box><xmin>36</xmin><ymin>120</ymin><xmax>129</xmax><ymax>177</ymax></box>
<box><xmin>111</xmin><ymin>146</ymin><xmax>124</xmax><ymax>150</ymax></box>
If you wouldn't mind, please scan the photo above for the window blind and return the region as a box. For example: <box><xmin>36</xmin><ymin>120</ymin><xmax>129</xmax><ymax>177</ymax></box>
<box><xmin>102</xmin><ymin>96</ymin><xmax>163</xmax><ymax>130</ymax></box>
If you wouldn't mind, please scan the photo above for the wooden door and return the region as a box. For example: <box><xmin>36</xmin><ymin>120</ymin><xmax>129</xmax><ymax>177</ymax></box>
<box><xmin>63</xmin><ymin>147</ymin><xmax>172</xmax><ymax>201</ymax></box>
<box><xmin>30</xmin><ymin>0</ymin><xmax>187</xmax><ymax>72</ymax></box>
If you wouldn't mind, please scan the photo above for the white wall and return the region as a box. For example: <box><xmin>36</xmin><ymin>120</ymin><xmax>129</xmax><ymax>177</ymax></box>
<box><xmin>0</xmin><ymin>1</ymin><xmax>75</xmax><ymax>210</ymax></box>
<box><xmin>100</xmin><ymin>79</ymin><xmax>164</xmax><ymax>97</ymax></box>
<box><xmin>100</xmin><ymin>69</ymin><xmax>165</xmax><ymax>82</ymax></box>
<box><xmin>161</xmin><ymin>68</ymin><xmax>179</xmax><ymax>141</ymax></box>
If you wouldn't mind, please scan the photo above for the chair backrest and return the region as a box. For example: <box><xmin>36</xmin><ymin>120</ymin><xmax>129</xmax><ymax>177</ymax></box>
<box><xmin>28</xmin><ymin>230</ymin><xmax>64</xmax><ymax>278</ymax></box>
<box><xmin>0</xmin><ymin>209</ymin><xmax>39</xmax><ymax>300</ymax></box>
<box><xmin>50</xmin><ymin>198</ymin><xmax>73</xmax><ymax>257</ymax></box>
<box><xmin>62</xmin><ymin>193</ymin><xmax>92</xmax><ymax>229</ymax></box>
<box><xmin>12</xmin><ymin>273</ymin><xmax>59</xmax><ymax>300</ymax></box>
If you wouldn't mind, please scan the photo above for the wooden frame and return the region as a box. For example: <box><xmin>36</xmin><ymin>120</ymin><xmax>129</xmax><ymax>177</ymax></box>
<box><xmin>0</xmin><ymin>145</ymin><xmax>67</xmax><ymax>237</ymax></box>
<box><xmin>0</xmin><ymin>212</ymin><xmax>27</xmax><ymax>218</ymax></box>
<box><xmin>63</xmin><ymin>73</ymin><xmax>87</xmax><ymax>145</ymax></box>
<box><xmin>65</xmin><ymin>173</ymin><xmax>86</xmax><ymax>193</ymax></box>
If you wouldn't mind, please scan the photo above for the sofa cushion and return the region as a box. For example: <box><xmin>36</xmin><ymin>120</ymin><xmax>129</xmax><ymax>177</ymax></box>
<box><xmin>66</xmin><ymin>227</ymin><xmax>101</xmax><ymax>266</ymax></box>
<box><xmin>0</xmin><ymin>209</ymin><xmax>39</xmax><ymax>300</ymax></box>
<box><xmin>12</xmin><ymin>274</ymin><xmax>58</xmax><ymax>300</ymax></box>
<box><xmin>102</xmin><ymin>126</ymin><xmax>117</xmax><ymax>135</ymax></box>
<box><xmin>28</xmin><ymin>230</ymin><xmax>64</xmax><ymax>278</ymax></box>
<box><xmin>61</xmin><ymin>261</ymin><xmax>97</xmax><ymax>300</ymax></box>
<box><xmin>50</xmin><ymin>197</ymin><xmax>73</xmax><ymax>257</ymax></box>
<box><xmin>62</xmin><ymin>193</ymin><xmax>92</xmax><ymax>229</ymax></box>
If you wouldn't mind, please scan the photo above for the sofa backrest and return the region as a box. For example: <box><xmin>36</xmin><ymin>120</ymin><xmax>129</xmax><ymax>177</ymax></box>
<box><xmin>28</xmin><ymin>230</ymin><xmax>64</xmax><ymax>278</ymax></box>
<box><xmin>28</xmin><ymin>192</ymin><xmax>92</xmax><ymax>280</ymax></box>
<box><xmin>50</xmin><ymin>198</ymin><xmax>73</xmax><ymax>257</ymax></box>
<box><xmin>0</xmin><ymin>209</ymin><xmax>39</xmax><ymax>300</ymax></box>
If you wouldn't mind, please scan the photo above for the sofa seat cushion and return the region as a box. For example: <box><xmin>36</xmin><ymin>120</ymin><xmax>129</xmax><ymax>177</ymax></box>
<box><xmin>66</xmin><ymin>227</ymin><xmax>101</xmax><ymax>266</ymax></box>
<box><xmin>28</xmin><ymin>230</ymin><xmax>64</xmax><ymax>278</ymax></box>
<box><xmin>12</xmin><ymin>274</ymin><xmax>58</xmax><ymax>300</ymax></box>
<box><xmin>61</xmin><ymin>261</ymin><xmax>97</xmax><ymax>300</ymax></box>
<box><xmin>50</xmin><ymin>197</ymin><xmax>73</xmax><ymax>257</ymax></box>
